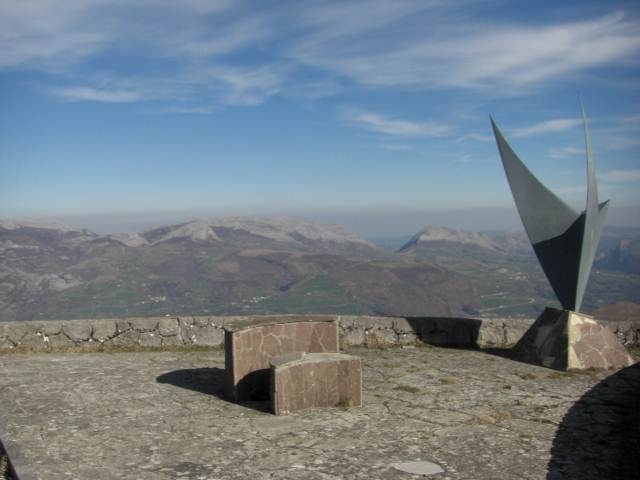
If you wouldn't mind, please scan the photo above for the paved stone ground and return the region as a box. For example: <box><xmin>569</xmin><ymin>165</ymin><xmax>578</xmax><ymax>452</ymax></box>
<box><xmin>0</xmin><ymin>346</ymin><xmax>638</xmax><ymax>480</ymax></box>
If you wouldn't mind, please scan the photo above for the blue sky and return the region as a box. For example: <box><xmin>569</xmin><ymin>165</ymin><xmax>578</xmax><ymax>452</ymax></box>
<box><xmin>1</xmin><ymin>0</ymin><xmax>639</xmax><ymax>235</ymax></box>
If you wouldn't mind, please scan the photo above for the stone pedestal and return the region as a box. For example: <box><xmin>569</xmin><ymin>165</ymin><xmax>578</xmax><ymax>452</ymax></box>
<box><xmin>270</xmin><ymin>352</ymin><xmax>362</xmax><ymax>415</ymax></box>
<box><xmin>511</xmin><ymin>307</ymin><xmax>634</xmax><ymax>370</ymax></box>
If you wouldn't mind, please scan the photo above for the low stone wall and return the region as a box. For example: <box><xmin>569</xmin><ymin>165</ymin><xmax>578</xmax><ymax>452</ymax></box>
<box><xmin>0</xmin><ymin>314</ymin><xmax>638</xmax><ymax>353</ymax></box>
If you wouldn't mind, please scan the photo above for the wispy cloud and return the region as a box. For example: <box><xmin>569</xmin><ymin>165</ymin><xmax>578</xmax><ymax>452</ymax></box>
<box><xmin>342</xmin><ymin>108</ymin><xmax>451</xmax><ymax>137</ymax></box>
<box><xmin>289</xmin><ymin>8</ymin><xmax>640</xmax><ymax>92</ymax></box>
<box><xmin>377</xmin><ymin>143</ymin><xmax>415</xmax><ymax>152</ymax></box>
<box><xmin>509</xmin><ymin>118</ymin><xmax>583</xmax><ymax>138</ymax></box>
<box><xmin>600</xmin><ymin>169</ymin><xmax>640</xmax><ymax>182</ymax></box>
<box><xmin>456</xmin><ymin>133</ymin><xmax>494</xmax><ymax>143</ymax></box>
<box><xmin>203</xmin><ymin>64</ymin><xmax>288</xmax><ymax>106</ymax></box>
<box><xmin>547</xmin><ymin>146</ymin><xmax>585</xmax><ymax>159</ymax></box>
<box><xmin>48</xmin><ymin>86</ymin><xmax>141</xmax><ymax>103</ymax></box>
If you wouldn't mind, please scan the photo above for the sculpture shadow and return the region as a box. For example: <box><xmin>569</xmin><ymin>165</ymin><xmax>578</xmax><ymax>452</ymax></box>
<box><xmin>0</xmin><ymin>439</ymin><xmax>18</xmax><ymax>480</ymax></box>
<box><xmin>156</xmin><ymin>367</ymin><xmax>271</xmax><ymax>413</ymax></box>
<box><xmin>403</xmin><ymin>317</ymin><xmax>483</xmax><ymax>349</ymax></box>
<box><xmin>546</xmin><ymin>362</ymin><xmax>640</xmax><ymax>480</ymax></box>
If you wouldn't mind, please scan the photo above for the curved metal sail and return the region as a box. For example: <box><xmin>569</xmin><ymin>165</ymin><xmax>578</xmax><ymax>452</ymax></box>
<box><xmin>491</xmin><ymin>110</ymin><xmax>608</xmax><ymax>312</ymax></box>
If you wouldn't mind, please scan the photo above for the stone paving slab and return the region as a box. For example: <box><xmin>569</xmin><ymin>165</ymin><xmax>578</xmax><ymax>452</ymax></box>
<box><xmin>0</xmin><ymin>347</ymin><xmax>638</xmax><ymax>480</ymax></box>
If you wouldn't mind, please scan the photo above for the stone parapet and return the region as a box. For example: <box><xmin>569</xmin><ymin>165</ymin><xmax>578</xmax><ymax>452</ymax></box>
<box><xmin>0</xmin><ymin>313</ymin><xmax>638</xmax><ymax>353</ymax></box>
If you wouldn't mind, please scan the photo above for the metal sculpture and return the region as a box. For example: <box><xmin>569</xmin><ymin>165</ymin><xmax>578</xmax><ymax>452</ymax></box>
<box><xmin>491</xmin><ymin>106</ymin><xmax>609</xmax><ymax>312</ymax></box>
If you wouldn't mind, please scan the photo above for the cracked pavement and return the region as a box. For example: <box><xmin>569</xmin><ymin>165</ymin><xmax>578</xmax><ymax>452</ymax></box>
<box><xmin>0</xmin><ymin>346</ymin><xmax>638</xmax><ymax>479</ymax></box>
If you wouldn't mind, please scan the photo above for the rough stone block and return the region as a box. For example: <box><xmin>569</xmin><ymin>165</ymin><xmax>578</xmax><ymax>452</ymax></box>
<box><xmin>91</xmin><ymin>319</ymin><xmax>117</xmax><ymax>342</ymax></box>
<box><xmin>139</xmin><ymin>332</ymin><xmax>162</xmax><ymax>348</ymax></box>
<box><xmin>343</xmin><ymin>328</ymin><xmax>366</xmax><ymax>346</ymax></box>
<box><xmin>177</xmin><ymin>316</ymin><xmax>195</xmax><ymax>326</ymax></box>
<box><xmin>179</xmin><ymin>323</ymin><xmax>197</xmax><ymax>344</ymax></box>
<box><xmin>337</xmin><ymin>315</ymin><xmax>359</xmax><ymax>329</ymax></box>
<box><xmin>129</xmin><ymin>317</ymin><xmax>159</xmax><ymax>332</ymax></box>
<box><xmin>106</xmin><ymin>329</ymin><xmax>140</xmax><ymax>347</ymax></box>
<box><xmin>392</xmin><ymin>317</ymin><xmax>415</xmax><ymax>334</ymax></box>
<box><xmin>161</xmin><ymin>335</ymin><xmax>185</xmax><ymax>347</ymax></box>
<box><xmin>62</xmin><ymin>320</ymin><xmax>92</xmax><ymax>341</ymax></box>
<box><xmin>1</xmin><ymin>322</ymin><xmax>29</xmax><ymax>344</ymax></box>
<box><xmin>116</xmin><ymin>318</ymin><xmax>132</xmax><ymax>333</ymax></box>
<box><xmin>47</xmin><ymin>333</ymin><xmax>75</xmax><ymax>348</ymax></box>
<box><xmin>18</xmin><ymin>332</ymin><xmax>49</xmax><ymax>349</ymax></box>
<box><xmin>224</xmin><ymin>317</ymin><xmax>339</xmax><ymax>402</ymax></box>
<box><xmin>31</xmin><ymin>321</ymin><xmax>63</xmax><ymax>336</ymax></box>
<box><xmin>192</xmin><ymin>316</ymin><xmax>210</xmax><ymax>327</ymax></box>
<box><xmin>208</xmin><ymin>316</ymin><xmax>226</xmax><ymax>328</ymax></box>
<box><xmin>158</xmin><ymin>317</ymin><xmax>179</xmax><ymax>337</ymax></box>
<box><xmin>365</xmin><ymin>329</ymin><xmax>397</xmax><ymax>348</ymax></box>
<box><xmin>398</xmin><ymin>332</ymin><xmax>418</xmax><ymax>345</ymax></box>
<box><xmin>271</xmin><ymin>352</ymin><xmax>362</xmax><ymax>415</ymax></box>
<box><xmin>346</xmin><ymin>315</ymin><xmax>396</xmax><ymax>331</ymax></box>
<box><xmin>504</xmin><ymin>319</ymin><xmax>533</xmax><ymax>346</ymax></box>
<box><xmin>190</xmin><ymin>326</ymin><xmax>224</xmax><ymax>346</ymax></box>
<box><xmin>476</xmin><ymin>319</ymin><xmax>506</xmax><ymax>348</ymax></box>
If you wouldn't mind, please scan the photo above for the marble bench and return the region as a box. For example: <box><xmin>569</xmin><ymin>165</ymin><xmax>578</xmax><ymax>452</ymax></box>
<box><xmin>223</xmin><ymin>316</ymin><xmax>339</xmax><ymax>402</ymax></box>
<box><xmin>270</xmin><ymin>352</ymin><xmax>362</xmax><ymax>415</ymax></box>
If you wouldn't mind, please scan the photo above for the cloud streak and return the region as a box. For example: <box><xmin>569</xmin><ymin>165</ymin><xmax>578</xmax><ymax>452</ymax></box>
<box><xmin>343</xmin><ymin>108</ymin><xmax>451</xmax><ymax>138</ymax></box>
<box><xmin>547</xmin><ymin>146</ymin><xmax>585</xmax><ymax>159</ymax></box>
<box><xmin>509</xmin><ymin>118</ymin><xmax>583</xmax><ymax>138</ymax></box>
<box><xmin>289</xmin><ymin>8</ymin><xmax>640</xmax><ymax>92</ymax></box>
<box><xmin>48</xmin><ymin>86</ymin><xmax>141</xmax><ymax>103</ymax></box>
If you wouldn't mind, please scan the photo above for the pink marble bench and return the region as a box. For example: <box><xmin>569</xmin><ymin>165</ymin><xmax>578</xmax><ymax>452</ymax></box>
<box><xmin>270</xmin><ymin>352</ymin><xmax>362</xmax><ymax>415</ymax></box>
<box><xmin>223</xmin><ymin>316</ymin><xmax>339</xmax><ymax>402</ymax></box>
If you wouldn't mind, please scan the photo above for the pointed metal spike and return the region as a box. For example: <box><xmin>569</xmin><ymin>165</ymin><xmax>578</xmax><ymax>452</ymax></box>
<box><xmin>491</xmin><ymin>112</ymin><xmax>609</xmax><ymax>313</ymax></box>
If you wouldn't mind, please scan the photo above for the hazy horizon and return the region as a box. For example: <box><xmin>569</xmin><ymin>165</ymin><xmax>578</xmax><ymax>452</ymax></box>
<box><xmin>3</xmin><ymin>204</ymin><xmax>640</xmax><ymax>240</ymax></box>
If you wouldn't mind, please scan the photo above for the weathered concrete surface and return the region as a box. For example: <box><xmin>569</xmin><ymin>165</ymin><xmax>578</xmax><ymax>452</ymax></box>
<box><xmin>1</xmin><ymin>348</ymin><xmax>638</xmax><ymax>480</ymax></box>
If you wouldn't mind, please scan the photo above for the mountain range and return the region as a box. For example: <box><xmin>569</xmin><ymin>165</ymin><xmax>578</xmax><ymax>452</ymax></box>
<box><xmin>0</xmin><ymin>217</ymin><xmax>475</xmax><ymax>320</ymax></box>
<box><xmin>1</xmin><ymin>218</ymin><xmax>638</xmax><ymax>321</ymax></box>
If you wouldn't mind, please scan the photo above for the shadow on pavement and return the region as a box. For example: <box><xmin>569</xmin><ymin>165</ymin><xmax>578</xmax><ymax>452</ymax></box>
<box><xmin>547</xmin><ymin>362</ymin><xmax>640</xmax><ymax>480</ymax></box>
<box><xmin>156</xmin><ymin>367</ymin><xmax>270</xmax><ymax>413</ymax></box>
<box><xmin>157</xmin><ymin>367</ymin><xmax>225</xmax><ymax>397</ymax></box>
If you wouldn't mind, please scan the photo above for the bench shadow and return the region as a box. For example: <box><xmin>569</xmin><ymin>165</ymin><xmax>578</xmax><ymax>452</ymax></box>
<box><xmin>156</xmin><ymin>367</ymin><xmax>270</xmax><ymax>413</ymax></box>
<box><xmin>546</xmin><ymin>362</ymin><xmax>640</xmax><ymax>480</ymax></box>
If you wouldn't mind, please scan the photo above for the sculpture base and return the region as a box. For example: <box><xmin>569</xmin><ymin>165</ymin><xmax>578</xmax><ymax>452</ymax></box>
<box><xmin>510</xmin><ymin>307</ymin><xmax>634</xmax><ymax>371</ymax></box>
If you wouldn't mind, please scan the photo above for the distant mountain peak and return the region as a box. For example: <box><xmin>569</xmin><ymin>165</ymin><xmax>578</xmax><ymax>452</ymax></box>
<box><xmin>108</xmin><ymin>232</ymin><xmax>149</xmax><ymax>247</ymax></box>
<box><xmin>142</xmin><ymin>216</ymin><xmax>374</xmax><ymax>247</ymax></box>
<box><xmin>399</xmin><ymin>225</ymin><xmax>498</xmax><ymax>252</ymax></box>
